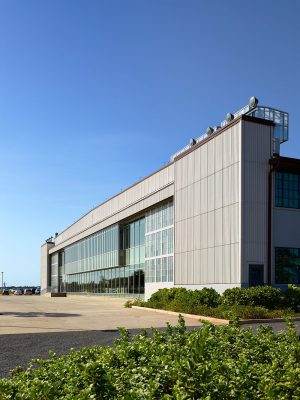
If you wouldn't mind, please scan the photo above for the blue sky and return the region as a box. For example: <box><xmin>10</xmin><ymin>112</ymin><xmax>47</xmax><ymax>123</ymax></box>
<box><xmin>0</xmin><ymin>0</ymin><xmax>300</xmax><ymax>286</ymax></box>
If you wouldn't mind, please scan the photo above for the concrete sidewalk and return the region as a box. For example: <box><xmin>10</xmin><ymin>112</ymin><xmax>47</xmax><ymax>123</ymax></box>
<box><xmin>0</xmin><ymin>295</ymin><xmax>202</xmax><ymax>335</ymax></box>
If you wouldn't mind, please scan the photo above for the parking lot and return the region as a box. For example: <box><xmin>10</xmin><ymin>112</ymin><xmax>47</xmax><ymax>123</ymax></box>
<box><xmin>0</xmin><ymin>294</ymin><xmax>299</xmax><ymax>378</ymax></box>
<box><xmin>0</xmin><ymin>294</ymin><xmax>203</xmax><ymax>334</ymax></box>
<box><xmin>0</xmin><ymin>294</ymin><xmax>203</xmax><ymax>377</ymax></box>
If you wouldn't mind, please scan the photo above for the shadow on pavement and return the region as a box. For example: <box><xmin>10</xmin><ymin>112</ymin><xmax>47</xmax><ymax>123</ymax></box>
<box><xmin>0</xmin><ymin>312</ymin><xmax>81</xmax><ymax>318</ymax></box>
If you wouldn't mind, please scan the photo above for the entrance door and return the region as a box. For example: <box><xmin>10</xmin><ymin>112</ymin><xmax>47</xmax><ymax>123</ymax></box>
<box><xmin>249</xmin><ymin>264</ymin><xmax>264</xmax><ymax>286</ymax></box>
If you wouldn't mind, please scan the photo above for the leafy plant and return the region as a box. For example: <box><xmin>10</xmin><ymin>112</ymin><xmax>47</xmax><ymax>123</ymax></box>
<box><xmin>0</xmin><ymin>318</ymin><xmax>299</xmax><ymax>399</ymax></box>
<box><xmin>222</xmin><ymin>286</ymin><xmax>282</xmax><ymax>309</ymax></box>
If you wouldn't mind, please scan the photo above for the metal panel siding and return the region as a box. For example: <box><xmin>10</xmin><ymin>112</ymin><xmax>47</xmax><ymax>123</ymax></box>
<box><xmin>181</xmin><ymin>252</ymin><xmax>188</xmax><ymax>284</ymax></box>
<box><xmin>200</xmin><ymin>144</ymin><xmax>208</xmax><ymax>179</ymax></box>
<box><xmin>215</xmin><ymin>135</ymin><xmax>223</xmax><ymax>172</ymax></box>
<box><xmin>241</xmin><ymin>120</ymin><xmax>272</xmax><ymax>284</ymax></box>
<box><xmin>207</xmin><ymin>248</ymin><xmax>215</xmax><ymax>282</ymax></box>
<box><xmin>193</xmin><ymin>250</ymin><xmax>201</xmax><ymax>282</ymax></box>
<box><xmin>193</xmin><ymin>180</ymin><xmax>201</xmax><ymax>216</ymax></box>
<box><xmin>40</xmin><ymin>243</ymin><xmax>54</xmax><ymax>291</ymax></box>
<box><xmin>181</xmin><ymin>219</ymin><xmax>188</xmax><ymax>252</ymax></box>
<box><xmin>223</xmin><ymin>245</ymin><xmax>231</xmax><ymax>283</ymax></box>
<box><xmin>193</xmin><ymin>215</ymin><xmax>201</xmax><ymax>250</ymax></box>
<box><xmin>215</xmin><ymin>171</ymin><xmax>223</xmax><ymax>209</ymax></box>
<box><xmin>207</xmin><ymin>175</ymin><xmax>215</xmax><ymax>212</ymax></box>
<box><xmin>223</xmin><ymin>130</ymin><xmax>232</xmax><ymax>169</ymax></box>
<box><xmin>187</xmin><ymin>153</ymin><xmax>194</xmax><ymax>186</ymax></box>
<box><xmin>200</xmin><ymin>248</ymin><xmax>208</xmax><ymax>283</ymax></box>
<box><xmin>194</xmin><ymin>148</ymin><xmax>201</xmax><ymax>183</ymax></box>
<box><xmin>231</xmin><ymin>243</ymin><xmax>240</xmax><ymax>283</ymax></box>
<box><xmin>174</xmin><ymin>120</ymin><xmax>242</xmax><ymax>287</ymax></box>
<box><xmin>223</xmin><ymin>206</ymin><xmax>231</xmax><ymax>245</ymax></box>
<box><xmin>214</xmin><ymin>246</ymin><xmax>223</xmax><ymax>283</ymax></box>
<box><xmin>200</xmin><ymin>178</ymin><xmax>208</xmax><ymax>214</ymax></box>
<box><xmin>187</xmin><ymin>218</ymin><xmax>194</xmax><ymax>252</ymax></box>
<box><xmin>187</xmin><ymin>251</ymin><xmax>194</xmax><ymax>284</ymax></box>
<box><xmin>214</xmin><ymin>208</ymin><xmax>223</xmax><ymax>246</ymax></box>
<box><xmin>207</xmin><ymin>140</ymin><xmax>215</xmax><ymax>176</ymax></box>
<box><xmin>187</xmin><ymin>185</ymin><xmax>194</xmax><ymax>219</ymax></box>
<box><xmin>200</xmin><ymin>213</ymin><xmax>208</xmax><ymax>249</ymax></box>
<box><xmin>207</xmin><ymin>211</ymin><xmax>214</xmax><ymax>248</ymax></box>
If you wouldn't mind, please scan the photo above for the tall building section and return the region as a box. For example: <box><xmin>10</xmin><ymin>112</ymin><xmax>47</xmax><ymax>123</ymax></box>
<box><xmin>41</xmin><ymin>97</ymin><xmax>300</xmax><ymax>299</ymax></box>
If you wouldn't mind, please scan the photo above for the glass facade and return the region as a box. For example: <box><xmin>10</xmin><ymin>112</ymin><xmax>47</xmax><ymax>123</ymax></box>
<box><xmin>145</xmin><ymin>201</ymin><xmax>174</xmax><ymax>283</ymax></box>
<box><xmin>51</xmin><ymin>219</ymin><xmax>146</xmax><ymax>296</ymax></box>
<box><xmin>50</xmin><ymin>201</ymin><xmax>174</xmax><ymax>296</ymax></box>
<box><xmin>275</xmin><ymin>247</ymin><xmax>300</xmax><ymax>284</ymax></box>
<box><xmin>275</xmin><ymin>172</ymin><xmax>300</xmax><ymax>209</ymax></box>
<box><xmin>50</xmin><ymin>253</ymin><xmax>59</xmax><ymax>292</ymax></box>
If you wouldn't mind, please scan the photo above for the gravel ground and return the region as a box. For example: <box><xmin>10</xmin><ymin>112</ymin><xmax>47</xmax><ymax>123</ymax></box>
<box><xmin>1</xmin><ymin>321</ymin><xmax>299</xmax><ymax>378</ymax></box>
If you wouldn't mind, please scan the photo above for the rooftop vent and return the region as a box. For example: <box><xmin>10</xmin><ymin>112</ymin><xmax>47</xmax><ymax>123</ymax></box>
<box><xmin>170</xmin><ymin>97</ymin><xmax>289</xmax><ymax>162</ymax></box>
<box><xmin>226</xmin><ymin>113</ymin><xmax>234</xmax><ymax>122</ymax></box>
<box><xmin>206</xmin><ymin>127</ymin><xmax>214</xmax><ymax>135</ymax></box>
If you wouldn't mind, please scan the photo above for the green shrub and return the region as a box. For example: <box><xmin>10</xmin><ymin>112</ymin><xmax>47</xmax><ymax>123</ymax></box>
<box><xmin>147</xmin><ymin>287</ymin><xmax>221</xmax><ymax>312</ymax></box>
<box><xmin>124</xmin><ymin>299</ymin><xmax>145</xmax><ymax>308</ymax></box>
<box><xmin>193</xmin><ymin>287</ymin><xmax>221</xmax><ymax>307</ymax></box>
<box><xmin>222</xmin><ymin>286</ymin><xmax>282</xmax><ymax>309</ymax></box>
<box><xmin>147</xmin><ymin>287</ymin><xmax>188</xmax><ymax>309</ymax></box>
<box><xmin>284</xmin><ymin>285</ymin><xmax>300</xmax><ymax>311</ymax></box>
<box><xmin>1</xmin><ymin>317</ymin><xmax>300</xmax><ymax>399</ymax></box>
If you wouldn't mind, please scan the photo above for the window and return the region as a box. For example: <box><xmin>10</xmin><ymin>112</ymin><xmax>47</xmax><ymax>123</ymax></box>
<box><xmin>275</xmin><ymin>247</ymin><xmax>300</xmax><ymax>284</ymax></box>
<box><xmin>275</xmin><ymin>172</ymin><xmax>300</xmax><ymax>209</ymax></box>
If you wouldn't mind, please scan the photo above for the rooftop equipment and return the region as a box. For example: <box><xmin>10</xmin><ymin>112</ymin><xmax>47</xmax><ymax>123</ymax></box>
<box><xmin>170</xmin><ymin>97</ymin><xmax>289</xmax><ymax>161</ymax></box>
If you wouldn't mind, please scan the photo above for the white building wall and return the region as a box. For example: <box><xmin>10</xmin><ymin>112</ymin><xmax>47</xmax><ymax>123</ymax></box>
<box><xmin>174</xmin><ymin>121</ymin><xmax>242</xmax><ymax>293</ymax></box>
<box><xmin>40</xmin><ymin>242</ymin><xmax>54</xmax><ymax>292</ymax></box>
<box><xmin>240</xmin><ymin>120</ymin><xmax>272</xmax><ymax>285</ymax></box>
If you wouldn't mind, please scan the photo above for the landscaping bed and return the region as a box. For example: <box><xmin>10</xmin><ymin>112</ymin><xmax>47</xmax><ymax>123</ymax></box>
<box><xmin>0</xmin><ymin>317</ymin><xmax>300</xmax><ymax>399</ymax></box>
<box><xmin>125</xmin><ymin>286</ymin><xmax>300</xmax><ymax>321</ymax></box>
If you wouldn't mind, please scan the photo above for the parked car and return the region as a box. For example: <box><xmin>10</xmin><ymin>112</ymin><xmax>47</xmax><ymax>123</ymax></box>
<box><xmin>35</xmin><ymin>289</ymin><xmax>41</xmax><ymax>295</ymax></box>
<box><xmin>24</xmin><ymin>289</ymin><xmax>32</xmax><ymax>295</ymax></box>
<box><xmin>14</xmin><ymin>289</ymin><xmax>23</xmax><ymax>295</ymax></box>
<box><xmin>2</xmin><ymin>289</ymin><xmax>9</xmax><ymax>295</ymax></box>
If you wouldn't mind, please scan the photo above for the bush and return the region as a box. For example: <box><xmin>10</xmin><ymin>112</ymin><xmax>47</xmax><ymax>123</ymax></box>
<box><xmin>193</xmin><ymin>287</ymin><xmax>221</xmax><ymax>308</ymax></box>
<box><xmin>1</xmin><ymin>318</ymin><xmax>300</xmax><ymax>399</ymax></box>
<box><xmin>284</xmin><ymin>285</ymin><xmax>300</xmax><ymax>311</ymax></box>
<box><xmin>124</xmin><ymin>299</ymin><xmax>145</xmax><ymax>308</ymax></box>
<box><xmin>222</xmin><ymin>286</ymin><xmax>282</xmax><ymax>309</ymax></box>
<box><xmin>128</xmin><ymin>287</ymin><xmax>299</xmax><ymax>319</ymax></box>
<box><xmin>147</xmin><ymin>287</ymin><xmax>188</xmax><ymax>309</ymax></box>
<box><xmin>146</xmin><ymin>287</ymin><xmax>221</xmax><ymax>313</ymax></box>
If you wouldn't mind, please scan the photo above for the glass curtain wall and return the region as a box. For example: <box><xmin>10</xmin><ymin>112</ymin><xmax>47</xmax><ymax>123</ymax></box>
<box><xmin>275</xmin><ymin>172</ymin><xmax>300</xmax><ymax>209</ymax></box>
<box><xmin>50</xmin><ymin>254</ymin><xmax>59</xmax><ymax>292</ymax></box>
<box><xmin>275</xmin><ymin>247</ymin><xmax>300</xmax><ymax>284</ymax></box>
<box><xmin>62</xmin><ymin>224</ymin><xmax>119</xmax><ymax>294</ymax></box>
<box><xmin>145</xmin><ymin>201</ymin><xmax>174</xmax><ymax>283</ymax></box>
<box><xmin>119</xmin><ymin>218</ymin><xmax>145</xmax><ymax>295</ymax></box>
<box><xmin>53</xmin><ymin>220</ymin><xmax>145</xmax><ymax>296</ymax></box>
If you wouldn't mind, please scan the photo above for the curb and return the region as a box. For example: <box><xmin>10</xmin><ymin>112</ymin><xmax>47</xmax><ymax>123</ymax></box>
<box><xmin>132</xmin><ymin>306</ymin><xmax>229</xmax><ymax>325</ymax></box>
<box><xmin>131</xmin><ymin>306</ymin><xmax>300</xmax><ymax>325</ymax></box>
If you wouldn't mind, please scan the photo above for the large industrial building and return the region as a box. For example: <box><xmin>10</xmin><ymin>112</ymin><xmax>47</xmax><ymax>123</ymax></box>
<box><xmin>41</xmin><ymin>97</ymin><xmax>300</xmax><ymax>299</ymax></box>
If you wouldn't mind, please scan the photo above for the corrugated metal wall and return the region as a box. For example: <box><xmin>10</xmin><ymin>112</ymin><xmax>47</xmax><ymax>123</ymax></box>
<box><xmin>240</xmin><ymin>120</ymin><xmax>272</xmax><ymax>284</ymax></box>
<box><xmin>174</xmin><ymin>122</ymin><xmax>242</xmax><ymax>288</ymax></box>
